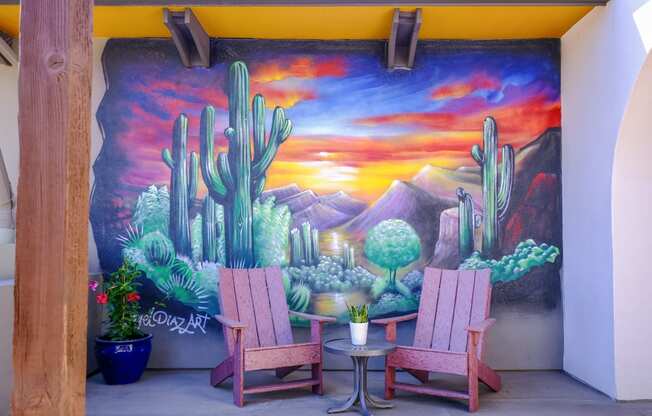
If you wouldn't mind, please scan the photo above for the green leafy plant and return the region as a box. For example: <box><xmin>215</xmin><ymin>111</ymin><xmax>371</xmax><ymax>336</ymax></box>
<box><xmin>132</xmin><ymin>185</ymin><xmax>170</xmax><ymax>235</ymax></box>
<box><xmin>364</xmin><ymin>219</ymin><xmax>421</xmax><ymax>299</ymax></box>
<box><xmin>90</xmin><ymin>261</ymin><xmax>145</xmax><ymax>341</ymax></box>
<box><xmin>346</xmin><ymin>303</ymin><xmax>368</xmax><ymax>323</ymax></box>
<box><xmin>288</xmin><ymin>282</ymin><xmax>311</xmax><ymax>313</ymax></box>
<box><xmin>460</xmin><ymin>239</ymin><xmax>560</xmax><ymax>283</ymax></box>
<box><xmin>253</xmin><ymin>197</ymin><xmax>291</xmax><ymax>266</ymax></box>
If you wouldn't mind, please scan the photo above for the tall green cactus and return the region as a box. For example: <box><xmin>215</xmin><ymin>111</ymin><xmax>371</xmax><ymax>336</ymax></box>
<box><xmin>289</xmin><ymin>222</ymin><xmax>320</xmax><ymax>267</ymax></box>
<box><xmin>290</xmin><ymin>228</ymin><xmax>302</xmax><ymax>267</ymax></box>
<box><xmin>301</xmin><ymin>222</ymin><xmax>313</xmax><ymax>266</ymax></box>
<box><xmin>162</xmin><ymin>114</ymin><xmax>198</xmax><ymax>257</ymax></box>
<box><xmin>343</xmin><ymin>243</ymin><xmax>356</xmax><ymax>270</ymax></box>
<box><xmin>201</xmin><ymin>195</ymin><xmax>221</xmax><ymax>263</ymax></box>
<box><xmin>199</xmin><ymin>61</ymin><xmax>292</xmax><ymax>267</ymax></box>
<box><xmin>471</xmin><ymin>117</ymin><xmax>514</xmax><ymax>257</ymax></box>
<box><xmin>456</xmin><ymin>187</ymin><xmax>475</xmax><ymax>260</ymax></box>
<box><xmin>311</xmin><ymin>228</ymin><xmax>320</xmax><ymax>261</ymax></box>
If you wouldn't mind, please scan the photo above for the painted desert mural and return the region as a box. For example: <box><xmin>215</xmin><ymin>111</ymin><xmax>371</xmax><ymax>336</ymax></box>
<box><xmin>91</xmin><ymin>39</ymin><xmax>562</xmax><ymax>366</ymax></box>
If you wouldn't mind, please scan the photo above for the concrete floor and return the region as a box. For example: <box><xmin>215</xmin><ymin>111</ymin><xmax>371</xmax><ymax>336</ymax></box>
<box><xmin>87</xmin><ymin>370</ymin><xmax>652</xmax><ymax>416</ymax></box>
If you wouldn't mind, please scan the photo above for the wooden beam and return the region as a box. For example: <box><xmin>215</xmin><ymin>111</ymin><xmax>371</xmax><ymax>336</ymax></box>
<box><xmin>12</xmin><ymin>0</ymin><xmax>92</xmax><ymax>415</ymax></box>
<box><xmin>163</xmin><ymin>8</ymin><xmax>210</xmax><ymax>68</ymax></box>
<box><xmin>387</xmin><ymin>8</ymin><xmax>422</xmax><ymax>70</ymax></box>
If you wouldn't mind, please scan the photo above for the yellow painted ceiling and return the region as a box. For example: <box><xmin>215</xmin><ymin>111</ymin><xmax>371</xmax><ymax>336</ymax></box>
<box><xmin>0</xmin><ymin>5</ymin><xmax>593</xmax><ymax>40</ymax></box>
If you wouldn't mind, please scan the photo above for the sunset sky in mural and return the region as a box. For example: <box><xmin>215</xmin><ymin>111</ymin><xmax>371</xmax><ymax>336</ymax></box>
<box><xmin>98</xmin><ymin>40</ymin><xmax>560</xmax><ymax>203</ymax></box>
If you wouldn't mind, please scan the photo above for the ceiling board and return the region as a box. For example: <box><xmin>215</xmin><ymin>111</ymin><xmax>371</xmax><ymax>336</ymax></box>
<box><xmin>0</xmin><ymin>4</ymin><xmax>595</xmax><ymax>39</ymax></box>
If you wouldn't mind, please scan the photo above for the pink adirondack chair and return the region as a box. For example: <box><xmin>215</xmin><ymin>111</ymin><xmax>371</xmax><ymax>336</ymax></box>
<box><xmin>371</xmin><ymin>268</ymin><xmax>501</xmax><ymax>412</ymax></box>
<box><xmin>211</xmin><ymin>267</ymin><xmax>336</xmax><ymax>407</ymax></box>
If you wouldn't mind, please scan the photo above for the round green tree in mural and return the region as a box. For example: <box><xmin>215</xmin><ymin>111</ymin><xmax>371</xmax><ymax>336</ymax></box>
<box><xmin>364</xmin><ymin>219</ymin><xmax>421</xmax><ymax>299</ymax></box>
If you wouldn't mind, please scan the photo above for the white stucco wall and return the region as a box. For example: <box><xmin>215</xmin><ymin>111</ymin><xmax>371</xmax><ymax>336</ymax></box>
<box><xmin>0</xmin><ymin>39</ymin><xmax>107</xmax><ymax>274</ymax></box>
<box><xmin>561</xmin><ymin>0</ymin><xmax>652</xmax><ymax>399</ymax></box>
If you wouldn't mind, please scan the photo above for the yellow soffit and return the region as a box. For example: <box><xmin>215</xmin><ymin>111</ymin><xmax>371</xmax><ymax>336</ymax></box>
<box><xmin>0</xmin><ymin>5</ymin><xmax>594</xmax><ymax>40</ymax></box>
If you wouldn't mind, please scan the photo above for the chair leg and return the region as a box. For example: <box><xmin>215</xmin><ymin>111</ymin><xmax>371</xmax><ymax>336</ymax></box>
<box><xmin>312</xmin><ymin>362</ymin><xmax>324</xmax><ymax>395</ymax></box>
<box><xmin>468</xmin><ymin>355</ymin><xmax>479</xmax><ymax>412</ymax></box>
<box><xmin>210</xmin><ymin>356</ymin><xmax>234</xmax><ymax>387</ymax></box>
<box><xmin>385</xmin><ymin>364</ymin><xmax>396</xmax><ymax>400</ymax></box>
<box><xmin>478</xmin><ymin>361</ymin><xmax>502</xmax><ymax>392</ymax></box>
<box><xmin>233</xmin><ymin>334</ymin><xmax>245</xmax><ymax>407</ymax></box>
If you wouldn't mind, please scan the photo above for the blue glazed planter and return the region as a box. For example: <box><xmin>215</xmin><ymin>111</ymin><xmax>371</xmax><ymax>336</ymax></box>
<box><xmin>95</xmin><ymin>334</ymin><xmax>152</xmax><ymax>385</ymax></box>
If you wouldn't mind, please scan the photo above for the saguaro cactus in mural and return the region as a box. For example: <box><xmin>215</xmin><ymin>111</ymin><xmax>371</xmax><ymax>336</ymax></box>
<box><xmin>289</xmin><ymin>222</ymin><xmax>320</xmax><ymax>267</ymax></box>
<box><xmin>457</xmin><ymin>187</ymin><xmax>475</xmax><ymax>260</ymax></box>
<box><xmin>201</xmin><ymin>195</ymin><xmax>222</xmax><ymax>262</ymax></box>
<box><xmin>471</xmin><ymin>116</ymin><xmax>514</xmax><ymax>257</ymax></box>
<box><xmin>162</xmin><ymin>115</ymin><xmax>198</xmax><ymax>257</ymax></box>
<box><xmin>199</xmin><ymin>61</ymin><xmax>292</xmax><ymax>267</ymax></box>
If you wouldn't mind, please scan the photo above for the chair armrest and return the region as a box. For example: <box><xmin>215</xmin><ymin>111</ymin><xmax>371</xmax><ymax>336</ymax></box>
<box><xmin>214</xmin><ymin>314</ymin><xmax>247</xmax><ymax>329</ymax></box>
<box><xmin>466</xmin><ymin>318</ymin><xmax>496</xmax><ymax>334</ymax></box>
<box><xmin>289</xmin><ymin>310</ymin><xmax>337</xmax><ymax>323</ymax></box>
<box><xmin>371</xmin><ymin>313</ymin><xmax>418</xmax><ymax>325</ymax></box>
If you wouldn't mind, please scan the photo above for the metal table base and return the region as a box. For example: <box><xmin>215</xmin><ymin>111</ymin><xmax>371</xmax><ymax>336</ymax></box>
<box><xmin>328</xmin><ymin>356</ymin><xmax>393</xmax><ymax>416</ymax></box>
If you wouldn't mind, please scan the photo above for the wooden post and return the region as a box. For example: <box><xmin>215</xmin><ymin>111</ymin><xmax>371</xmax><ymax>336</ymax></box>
<box><xmin>12</xmin><ymin>0</ymin><xmax>93</xmax><ymax>415</ymax></box>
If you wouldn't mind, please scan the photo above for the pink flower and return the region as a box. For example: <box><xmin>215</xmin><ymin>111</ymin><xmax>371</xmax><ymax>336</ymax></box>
<box><xmin>127</xmin><ymin>292</ymin><xmax>141</xmax><ymax>303</ymax></box>
<box><xmin>96</xmin><ymin>293</ymin><xmax>108</xmax><ymax>304</ymax></box>
<box><xmin>88</xmin><ymin>280</ymin><xmax>99</xmax><ymax>292</ymax></box>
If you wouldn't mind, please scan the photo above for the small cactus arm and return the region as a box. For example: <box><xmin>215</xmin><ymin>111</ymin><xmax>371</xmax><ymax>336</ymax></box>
<box><xmin>457</xmin><ymin>187</ymin><xmax>475</xmax><ymax>260</ymax></box>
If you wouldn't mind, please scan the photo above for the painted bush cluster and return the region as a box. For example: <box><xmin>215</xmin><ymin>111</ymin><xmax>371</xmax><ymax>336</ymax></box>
<box><xmin>92</xmin><ymin>39</ymin><xmax>564</xmax><ymax>327</ymax></box>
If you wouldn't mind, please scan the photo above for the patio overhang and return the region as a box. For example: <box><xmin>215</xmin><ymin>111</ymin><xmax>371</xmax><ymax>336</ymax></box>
<box><xmin>0</xmin><ymin>1</ymin><xmax>604</xmax><ymax>40</ymax></box>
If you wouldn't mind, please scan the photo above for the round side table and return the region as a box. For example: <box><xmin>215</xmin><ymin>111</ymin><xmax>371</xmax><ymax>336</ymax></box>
<box><xmin>324</xmin><ymin>338</ymin><xmax>396</xmax><ymax>416</ymax></box>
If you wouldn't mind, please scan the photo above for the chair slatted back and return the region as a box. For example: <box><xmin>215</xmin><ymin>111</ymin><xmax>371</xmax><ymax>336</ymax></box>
<box><xmin>218</xmin><ymin>267</ymin><xmax>293</xmax><ymax>354</ymax></box>
<box><xmin>413</xmin><ymin>268</ymin><xmax>492</xmax><ymax>355</ymax></box>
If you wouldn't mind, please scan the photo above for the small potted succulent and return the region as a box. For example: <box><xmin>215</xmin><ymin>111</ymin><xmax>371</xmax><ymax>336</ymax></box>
<box><xmin>347</xmin><ymin>303</ymin><xmax>369</xmax><ymax>346</ymax></box>
<box><xmin>89</xmin><ymin>260</ymin><xmax>152</xmax><ymax>385</ymax></box>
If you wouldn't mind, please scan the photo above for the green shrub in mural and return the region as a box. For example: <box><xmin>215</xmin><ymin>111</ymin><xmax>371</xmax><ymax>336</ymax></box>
<box><xmin>364</xmin><ymin>219</ymin><xmax>421</xmax><ymax>299</ymax></box>
<box><xmin>132</xmin><ymin>185</ymin><xmax>170</xmax><ymax>235</ymax></box>
<box><xmin>162</xmin><ymin>115</ymin><xmax>199</xmax><ymax>257</ymax></box>
<box><xmin>460</xmin><ymin>239</ymin><xmax>560</xmax><ymax>283</ymax></box>
<box><xmin>471</xmin><ymin>116</ymin><xmax>514</xmax><ymax>258</ymax></box>
<box><xmin>286</xmin><ymin>256</ymin><xmax>377</xmax><ymax>293</ymax></box>
<box><xmin>252</xmin><ymin>197</ymin><xmax>291</xmax><ymax>267</ymax></box>
<box><xmin>199</xmin><ymin>61</ymin><xmax>292</xmax><ymax>268</ymax></box>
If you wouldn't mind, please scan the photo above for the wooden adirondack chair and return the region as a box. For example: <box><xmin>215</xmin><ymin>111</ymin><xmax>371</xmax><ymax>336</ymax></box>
<box><xmin>211</xmin><ymin>267</ymin><xmax>336</xmax><ymax>407</ymax></box>
<box><xmin>371</xmin><ymin>268</ymin><xmax>501</xmax><ymax>412</ymax></box>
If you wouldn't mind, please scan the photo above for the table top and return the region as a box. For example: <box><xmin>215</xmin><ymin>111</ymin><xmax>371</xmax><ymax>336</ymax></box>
<box><xmin>324</xmin><ymin>338</ymin><xmax>396</xmax><ymax>357</ymax></box>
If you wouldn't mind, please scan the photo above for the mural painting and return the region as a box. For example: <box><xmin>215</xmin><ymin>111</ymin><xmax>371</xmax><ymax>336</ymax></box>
<box><xmin>91</xmin><ymin>39</ymin><xmax>562</xmax><ymax>362</ymax></box>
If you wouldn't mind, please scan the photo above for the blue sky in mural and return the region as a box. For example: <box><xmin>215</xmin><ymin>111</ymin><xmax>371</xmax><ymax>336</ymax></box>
<box><xmin>100</xmin><ymin>40</ymin><xmax>560</xmax><ymax>201</ymax></box>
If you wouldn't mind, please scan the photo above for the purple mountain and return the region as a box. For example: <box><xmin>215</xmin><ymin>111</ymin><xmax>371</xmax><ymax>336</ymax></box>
<box><xmin>319</xmin><ymin>191</ymin><xmax>367</xmax><ymax>216</ymax></box>
<box><xmin>261</xmin><ymin>183</ymin><xmax>301</xmax><ymax>203</ymax></box>
<box><xmin>278</xmin><ymin>190</ymin><xmax>320</xmax><ymax>213</ymax></box>
<box><xmin>346</xmin><ymin>180</ymin><xmax>455</xmax><ymax>257</ymax></box>
<box><xmin>262</xmin><ymin>185</ymin><xmax>366</xmax><ymax>231</ymax></box>
<box><xmin>292</xmin><ymin>202</ymin><xmax>355</xmax><ymax>231</ymax></box>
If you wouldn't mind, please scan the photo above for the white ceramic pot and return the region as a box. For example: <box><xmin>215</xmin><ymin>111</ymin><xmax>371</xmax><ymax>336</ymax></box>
<box><xmin>350</xmin><ymin>322</ymin><xmax>368</xmax><ymax>346</ymax></box>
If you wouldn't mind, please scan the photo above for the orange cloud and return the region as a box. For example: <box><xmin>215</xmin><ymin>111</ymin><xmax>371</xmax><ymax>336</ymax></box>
<box><xmin>251</xmin><ymin>56</ymin><xmax>347</xmax><ymax>83</ymax></box>
<box><xmin>252</xmin><ymin>84</ymin><xmax>317</xmax><ymax>109</ymax></box>
<box><xmin>431</xmin><ymin>73</ymin><xmax>500</xmax><ymax>100</ymax></box>
<box><xmin>353</xmin><ymin>95</ymin><xmax>560</xmax><ymax>140</ymax></box>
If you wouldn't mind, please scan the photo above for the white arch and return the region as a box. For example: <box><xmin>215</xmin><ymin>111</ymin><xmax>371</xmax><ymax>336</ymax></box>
<box><xmin>612</xmin><ymin>50</ymin><xmax>652</xmax><ymax>400</ymax></box>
